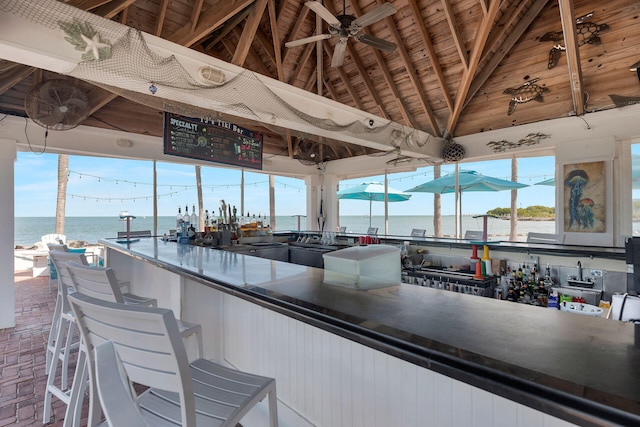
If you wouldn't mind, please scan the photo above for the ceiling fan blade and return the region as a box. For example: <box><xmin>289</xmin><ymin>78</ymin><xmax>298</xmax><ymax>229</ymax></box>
<box><xmin>352</xmin><ymin>3</ymin><xmax>397</xmax><ymax>28</ymax></box>
<box><xmin>331</xmin><ymin>39</ymin><xmax>348</xmax><ymax>67</ymax></box>
<box><xmin>305</xmin><ymin>1</ymin><xmax>340</xmax><ymax>26</ymax></box>
<box><xmin>285</xmin><ymin>33</ymin><xmax>332</xmax><ymax>48</ymax></box>
<box><xmin>357</xmin><ymin>34</ymin><xmax>397</xmax><ymax>53</ymax></box>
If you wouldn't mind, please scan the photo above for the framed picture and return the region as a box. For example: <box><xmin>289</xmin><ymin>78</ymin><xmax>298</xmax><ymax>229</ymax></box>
<box><xmin>563</xmin><ymin>161</ymin><xmax>605</xmax><ymax>232</ymax></box>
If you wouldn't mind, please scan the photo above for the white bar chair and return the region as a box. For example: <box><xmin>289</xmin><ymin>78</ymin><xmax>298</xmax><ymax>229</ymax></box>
<box><xmin>63</xmin><ymin>261</ymin><xmax>203</xmax><ymax>426</ymax></box>
<box><xmin>68</xmin><ymin>292</ymin><xmax>278</xmax><ymax>427</ymax></box>
<box><xmin>43</xmin><ymin>250</ymin><xmax>87</xmax><ymax>424</ymax></box>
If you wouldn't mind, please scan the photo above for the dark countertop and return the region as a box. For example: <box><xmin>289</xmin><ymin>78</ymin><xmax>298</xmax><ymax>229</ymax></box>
<box><xmin>103</xmin><ymin>238</ymin><xmax>640</xmax><ymax>427</ymax></box>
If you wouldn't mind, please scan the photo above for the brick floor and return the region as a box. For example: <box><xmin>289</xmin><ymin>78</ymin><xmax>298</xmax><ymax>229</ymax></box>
<box><xmin>1</xmin><ymin>271</ymin><xmax>87</xmax><ymax>427</ymax></box>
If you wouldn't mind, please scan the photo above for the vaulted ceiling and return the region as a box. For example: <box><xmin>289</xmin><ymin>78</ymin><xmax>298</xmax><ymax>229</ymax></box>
<box><xmin>1</xmin><ymin>0</ymin><xmax>640</xmax><ymax>164</ymax></box>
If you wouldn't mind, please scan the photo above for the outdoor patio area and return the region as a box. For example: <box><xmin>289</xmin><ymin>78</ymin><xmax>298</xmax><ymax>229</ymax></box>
<box><xmin>0</xmin><ymin>269</ymin><xmax>88</xmax><ymax>427</ymax></box>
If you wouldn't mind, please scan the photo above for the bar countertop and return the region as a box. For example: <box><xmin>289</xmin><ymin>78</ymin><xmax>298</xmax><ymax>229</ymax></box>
<box><xmin>103</xmin><ymin>238</ymin><xmax>640</xmax><ymax>427</ymax></box>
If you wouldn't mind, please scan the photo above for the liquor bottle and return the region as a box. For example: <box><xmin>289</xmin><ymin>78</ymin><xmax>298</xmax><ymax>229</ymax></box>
<box><xmin>190</xmin><ymin>204</ymin><xmax>197</xmax><ymax>229</ymax></box>
<box><xmin>176</xmin><ymin>206</ymin><xmax>183</xmax><ymax>228</ymax></box>
<box><xmin>204</xmin><ymin>210</ymin><xmax>210</xmax><ymax>229</ymax></box>
<box><xmin>257</xmin><ymin>213</ymin><xmax>263</xmax><ymax>230</ymax></box>
<box><xmin>183</xmin><ymin>205</ymin><xmax>190</xmax><ymax>227</ymax></box>
<box><xmin>251</xmin><ymin>214</ymin><xmax>257</xmax><ymax>230</ymax></box>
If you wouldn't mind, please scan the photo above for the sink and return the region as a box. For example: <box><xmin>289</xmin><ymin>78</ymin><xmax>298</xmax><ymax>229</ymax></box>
<box><xmin>567</xmin><ymin>279</ymin><xmax>595</xmax><ymax>288</ymax></box>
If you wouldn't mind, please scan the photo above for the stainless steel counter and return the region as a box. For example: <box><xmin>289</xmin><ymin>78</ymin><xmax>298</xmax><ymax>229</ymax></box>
<box><xmin>102</xmin><ymin>238</ymin><xmax>640</xmax><ymax>427</ymax></box>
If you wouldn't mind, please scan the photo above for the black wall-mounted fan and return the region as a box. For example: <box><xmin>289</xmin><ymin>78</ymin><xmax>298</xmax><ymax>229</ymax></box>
<box><xmin>285</xmin><ymin>1</ymin><xmax>397</xmax><ymax>67</ymax></box>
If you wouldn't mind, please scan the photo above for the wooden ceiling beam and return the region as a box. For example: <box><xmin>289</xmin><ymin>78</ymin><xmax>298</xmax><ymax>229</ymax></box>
<box><xmin>441</xmin><ymin>0</ymin><xmax>469</xmax><ymax>70</ymax></box>
<box><xmin>190</xmin><ymin>0</ymin><xmax>205</xmax><ymax>33</ymax></box>
<box><xmin>558</xmin><ymin>0</ymin><xmax>585</xmax><ymax>116</ymax></box>
<box><xmin>408</xmin><ymin>0</ymin><xmax>453</xmax><ymax>113</ymax></box>
<box><xmin>373</xmin><ymin>0</ymin><xmax>439</xmax><ymax>133</ymax></box>
<box><xmin>465</xmin><ymin>0</ymin><xmax>549</xmax><ymax>108</ymax></box>
<box><xmin>322</xmin><ymin>41</ymin><xmax>365</xmax><ymax>110</ymax></box>
<box><xmin>203</xmin><ymin>8</ymin><xmax>251</xmax><ymax>52</ymax></box>
<box><xmin>324</xmin><ymin>0</ymin><xmax>387</xmax><ymax>119</ymax></box>
<box><xmin>288</xmin><ymin>42</ymin><xmax>315</xmax><ymax>86</ymax></box>
<box><xmin>349</xmin><ymin>1</ymin><xmax>417</xmax><ymax>128</ymax></box>
<box><xmin>172</xmin><ymin>0</ymin><xmax>254</xmax><ymax>47</ymax></box>
<box><xmin>304</xmin><ymin>70</ymin><xmax>317</xmax><ymax>92</ymax></box>
<box><xmin>70</xmin><ymin>0</ymin><xmax>111</xmax><ymax>10</ymax></box>
<box><xmin>92</xmin><ymin>0</ymin><xmax>137</xmax><ymax>20</ymax></box>
<box><xmin>232</xmin><ymin>0</ymin><xmax>269</xmax><ymax>66</ymax></box>
<box><xmin>446</xmin><ymin>0</ymin><xmax>500</xmax><ymax>136</ymax></box>
<box><xmin>255</xmin><ymin>28</ymin><xmax>278</xmax><ymax>70</ymax></box>
<box><xmin>0</xmin><ymin>65</ymin><xmax>33</xmax><ymax>96</ymax></box>
<box><xmin>230</xmin><ymin>28</ymin><xmax>271</xmax><ymax>76</ymax></box>
<box><xmin>281</xmin><ymin>6</ymin><xmax>311</xmax><ymax>66</ymax></box>
<box><xmin>268</xmin><ymin>0</ymin><xmax>284</xmax><ymax>81</ymax></box>
<box><xmin>154</xmin><ymin>0</ymin><xmax>170</xmax><ymax>36</ymax></box>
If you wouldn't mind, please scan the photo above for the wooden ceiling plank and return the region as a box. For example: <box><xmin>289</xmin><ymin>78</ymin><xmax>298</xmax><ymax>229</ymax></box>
<box><xmin>441</xmin><ymin>0</ymin><xmax>469</xmax><ymax>70</ymax></box>
<box><xmin>0</xmin><ymin>65</ymin><xmax>34</xmax><ymax>96</ymax></box>
<box><xmin>154</xmin><ymin>0</ymin><xmax>170</xmax><ymax>36</ymax></box>
<box><xmin>255</xmin><ymin>28</ymin><xmax>278</xmax><ymax>69</ymax></box>
<box><xmin>230</xmin><ymin>28</ymin><xmax>271</xmax><ymax>76</ymax></box>
<box><xmin>446</xmin><ymin>0</ymin><xmax>501</xmax><ymax>136</ymax></box>
<box><xmin>374</xmin><ymin>1</ymin><xmax>439</xmax><ymax>134</ymax></box>
<box><xmin>190</xmin><ymin>0</ymin><xmax>205</xmax><ymax>33</ymax></box>
<box><xmin>304</xmin><ymin>70</ymin><xmax>317</xmax><ymax>92</ymax></box>
<box><xmin>92</xmin><ymin>0</ymin><xmax>137</xmax><ymax>20</ymax></box>
<box><xmin>282</xmin><ymin>6</ymin><xmax>310</xmax><ymax>66</ymax></box>
<box><xmin>71</xmin><ymin>0</ymin><xmax>111</xmax><ymax>10</ymax></box>
<box><xmin>349</xmin><ymin>1</ymin><xmax>417</xmax><ymax>128</ymax></box>
<box><xmin>324</xmin><ymin>0</ymin><xmax>388</xmax><ymax>119</ymax></box>
<box><xmin>289</xmin><ymin>42</ymin><xmax>315</xmax><ymax>86</ymax></box>
<box><xmin>172</xmin><ymin>0</ymin><xmax>254</xmax><ymax>47</ymax></box>
<box><xmin>465</xmin><ymin>0</ymin><xmax>549</xmax><ymax>109</ymax></box>
<box><xmin>479</xmin><ymin>0</ymin><xmax>488</xmax><ymax>16</ymax></box>
<box><xmin>268</xmin><ymin>0</ymin><xmax>284</xmax><ymax>81</ymax></box>
<box><xmin>558</xmin><ymin>0</ymin><xmax>585</xmax><ymax>116</ymax></box>
<box><xmin>232</xmin><ymin>0</ymin><xmax>269</xmax><ymax>66</ymax></box>
<box><xmin>203</xmin><ymin>8</ymin><xmax>251</xmax><ymax>52</ymax></box>
<box><xmin>322</xmin><ymin>41</ymin><xmax>365</xmax><ymax>111</ymax></box>
<box><xmin>408</xmin><ymin>0</ymin><xmax>453</xmax><ymax>113</ymax></box>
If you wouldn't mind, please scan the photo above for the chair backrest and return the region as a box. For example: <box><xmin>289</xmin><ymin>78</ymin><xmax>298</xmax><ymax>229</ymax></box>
<box><xmin>48</xmin><ymin>250</ymin><xmax>89</xmax><ymax>312</ymax></box>
<box><xmin>65</xmin><ymin>261</ymin><xmax>125</xmax><ymax>304</ymax></box>
<box><xmin>68</xmin><ymin>292</ymin><xmax>195</xmax><ymax>425</ymax></box>
<box><xmin>464</xmin><ymin>230</ymin><xmax>483</xmax><ymax>240</ymax></box>
<box><xmin>411</xmin><ymin>228</ymin><xmax>426</xmax><ymax>237</ymax></box>
<box><xmin>42</xmin><ymin>234</ymin><xmax>66</xmax><ymax>245</ymax></box>
<box><xmin>94</xmin><ymin>341</ymin><xmax>148</xmax><ymax>426</ymax></box>
<box><xmin>47</xmin><ymin>243</ymin><xmax>69</xmax><ymax>252</ymax></box>
<box><xmin>527</xmin><ymin>232</ymin><xmax>562</xmax><ymax>244</ymax></box>
<box><xmin>367</xmin><ymin>227</ymin><xmax>378</xmax><ymax>235</ymax></box>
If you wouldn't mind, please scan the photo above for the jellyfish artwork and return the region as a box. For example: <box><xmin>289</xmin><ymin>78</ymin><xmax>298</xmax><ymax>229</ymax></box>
<box><xmin>565</xmin><ymin>169</ymin><xmax>589</xmax><ymax>229</ymax></box>
<box><xmin>579</xmin><ymin>198</ymin><xmax>595</xmax><ymax>229</ymax></box>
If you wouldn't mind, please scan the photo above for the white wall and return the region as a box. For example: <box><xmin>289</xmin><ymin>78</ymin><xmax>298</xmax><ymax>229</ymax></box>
<box><xmin>0</xmin><ymin>138</ymin><xmax>15</xmax><ymax>328</ymax></box>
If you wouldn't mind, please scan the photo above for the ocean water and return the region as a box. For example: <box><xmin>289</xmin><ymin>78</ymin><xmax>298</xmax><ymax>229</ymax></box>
<box><xmin>14</xmin><ymin>215</ymin><xmax>556</xmax><ymax>246</ymax></box>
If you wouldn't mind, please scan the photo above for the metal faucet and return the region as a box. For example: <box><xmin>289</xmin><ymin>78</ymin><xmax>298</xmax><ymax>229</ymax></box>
<box><xmin>577</xmin><ymin>261</ymin><xmax>583</xmax><ymax>281</ymax></box>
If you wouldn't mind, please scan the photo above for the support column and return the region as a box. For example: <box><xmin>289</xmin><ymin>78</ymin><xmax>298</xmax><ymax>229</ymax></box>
<box><xmin>0</xmin><ymin>139</ymin><xmax>16</xmax><ymax>328</ymax></box>
<box><xmin>305</xmin><ymin>173</ymin><xmax>339</xmax><ymax>232</ymax></box>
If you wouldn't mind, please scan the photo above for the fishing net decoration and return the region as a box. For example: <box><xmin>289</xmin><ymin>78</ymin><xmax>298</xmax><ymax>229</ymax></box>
<box><xmin>1</xmin><ymin>0</ymin><xmax>439</xmax><ymax>153</ymax></box>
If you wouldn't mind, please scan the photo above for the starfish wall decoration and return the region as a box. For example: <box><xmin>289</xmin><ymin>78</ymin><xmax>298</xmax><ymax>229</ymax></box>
<box><xmin>59</xmin><ymin>18</ymin><xmax>111</xmax><ymax>61</ymax></box>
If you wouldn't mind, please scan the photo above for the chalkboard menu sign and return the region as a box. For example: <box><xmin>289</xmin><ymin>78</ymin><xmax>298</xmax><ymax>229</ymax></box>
<box><xmin>163</xmin><ymin>112</ymin><xmax>263</xmax><ymax>170</ymax></box>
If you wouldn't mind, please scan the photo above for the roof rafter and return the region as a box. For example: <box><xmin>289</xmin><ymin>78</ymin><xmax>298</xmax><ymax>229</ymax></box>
<box><xmin>190</xmin><ymin>0</ymin><xmax>205</xmax><ymax>32</ymax></box>
<box><xmin>268</xmin><ymin>0</ymin><xmax>284</xmax><ymax>81</ymax></box>
<box><xmin>203</xmin><ymin>8</ymin><xmax>251</xmax><ymax>52</ymax></box>
<box><xmin>92</xmin><ymin>0</ymin><xmax>137</xmax><ymax>20</ymax></box>
<box><xmin>281</xmin><ymin>6</ymin><xmax>311</xmax><ymax>66</ymax></box>
<box><xmin>232</xmin><ymin>0</ymin><xmax>269</xmax><ymax>66</ymax></box>
<box><xmin>558</xmin><ymin>0</ymin><xmax>585</xmax><ymax>116</ymax></box>
<box><xmin>172</xmin><ymin>0</ymin><xmax>254</xmax><ymax>47</ymax></box>
<box><xmin>465</xmin><ymin>0</ymin><xmax>549</xmax><ymax>108</ymax></box>
<box><xmin>323</xmin><ymin>41</ymin><xmax>365</xmax><ymax>110</ymax></box>
<box><xmin>349</xmin><ymin>0</ymin><xmax>416</xmax><ymax>128</ymax></box>
<box><xmin>288</xmin><ymin>42</ymin><xmax>315</xmax><ymax>86</ymax></box>
<box><xmin>441</xmin><ymin>0</ymin><xmax>469</xmax><ymax>70</ymax></box>
<box><xmin>154</xmin><ymin>0</ymin><xmax>170</xmax><ymax>36</ymax></box>
<box><xmin>446</xmin><ymin>0</ymin><xmax>500</xmax><ymax>136</ymax></box>
<box><xmin>373</xmin><ymin>0</ymin><xmax>439</xmax><ymax>133</ymax></box>
<box><xmin>408</xmin><ymin>0</ymin><xmax>453</xmax><ymax>113</ymax></box>
<box><xmin>0</xmin><ymin>64</ymin><xmax>33</xmax><ymax>96</ymax></box>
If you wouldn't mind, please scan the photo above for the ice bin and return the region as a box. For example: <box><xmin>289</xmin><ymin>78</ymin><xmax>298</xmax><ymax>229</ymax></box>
<box><xmin>323</xmin><ymin>245</ymin><xmax>401</xmax><ymax>289</ymax></box>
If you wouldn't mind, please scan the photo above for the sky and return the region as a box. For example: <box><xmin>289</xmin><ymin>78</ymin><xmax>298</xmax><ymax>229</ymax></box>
<box><xmin>14</xmin><ymin>151</ymin><xmax>556</xmax><ymax>218</ymax></box>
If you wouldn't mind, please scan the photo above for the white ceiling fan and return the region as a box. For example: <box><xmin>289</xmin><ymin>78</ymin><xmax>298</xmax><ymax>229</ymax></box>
<box><xmin>285</xmin><ymin>1</ymin><xmax>398</xmax><ymax>67</ymax></box>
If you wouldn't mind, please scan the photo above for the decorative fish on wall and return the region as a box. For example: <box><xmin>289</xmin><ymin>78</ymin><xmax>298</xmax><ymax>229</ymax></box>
<box><xmin>503</xmin><ymin>78</ymin><xmax>549</xmax><ymax>115</ymax></box>
<box><xmin>540</xmin><ymin>12</ymin><xmax>610</xmax><ymax>69</ymax></box>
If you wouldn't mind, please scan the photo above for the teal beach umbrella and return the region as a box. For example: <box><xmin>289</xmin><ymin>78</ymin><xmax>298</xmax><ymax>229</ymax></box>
<box><xmin>337</xmin><ymin>182</ymin><xmax>411</xmax><ymax>227</ymax></box>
